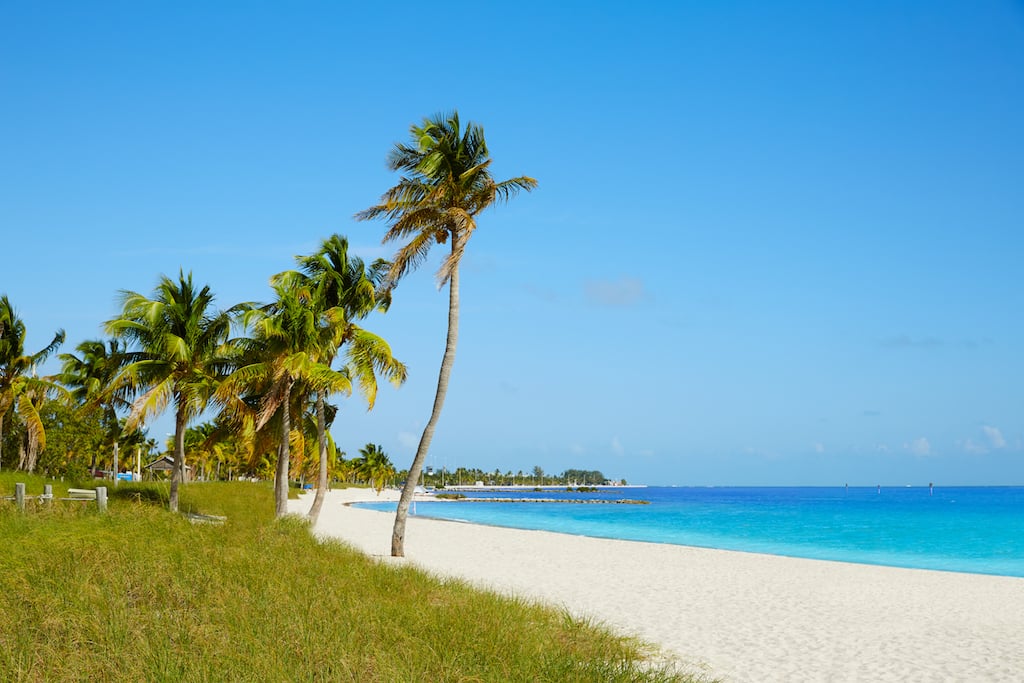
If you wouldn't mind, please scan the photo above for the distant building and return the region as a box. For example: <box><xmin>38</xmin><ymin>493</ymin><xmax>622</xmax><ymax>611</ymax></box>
<box><xmin>144</xmin><ymin>455</ymin><xmax>193</xmax><ymax>481</ymax></box>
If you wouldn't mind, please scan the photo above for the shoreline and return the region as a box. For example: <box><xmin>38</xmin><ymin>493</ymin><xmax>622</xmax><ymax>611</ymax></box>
<box><xmin>291</xmin><ymin>488</ymin><xmax>1024</xmax><ymax>682</ymax></box>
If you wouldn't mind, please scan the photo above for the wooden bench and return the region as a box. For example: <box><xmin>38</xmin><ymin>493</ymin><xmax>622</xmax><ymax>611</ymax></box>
<box><xmin>3</xmin><ymin>484</ymin><xmax>108</xmax><ymax>512</ymax></box>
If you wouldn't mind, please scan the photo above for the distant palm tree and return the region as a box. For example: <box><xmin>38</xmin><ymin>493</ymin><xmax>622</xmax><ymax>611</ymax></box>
<box><xmin>59</xmin><ymin>338</ymin><xmax>131</xmax><ymax>482</ymax></box>
<box><xmin>105</xmin><ymin>272</ymin><xmax>234</xmax><ymax>512</ymax></box>
<box><xmin>274</xmin><ymin>235</ymin><xmax>406</xmax><ymax>524</ymax></box>
<box><xmin>355</xmin><ymin>443</ymin><xmax>395</xmax><ymax>494</ymax></box>
<box><xmin>357</xmin><ymin>111</ymin><xmax>537</xmax><ymax>556</ymax></box>
<box><xmin>0</xmin><ymin>295</ymin><xmax>65</xmax><ymax>471</ymax></box>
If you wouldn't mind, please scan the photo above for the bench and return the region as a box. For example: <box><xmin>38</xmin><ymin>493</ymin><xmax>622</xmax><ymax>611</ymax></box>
<box><xmin>3</xmin><ymin>484</ymin><xmax>107</xmax><ymax>512</ymax></box>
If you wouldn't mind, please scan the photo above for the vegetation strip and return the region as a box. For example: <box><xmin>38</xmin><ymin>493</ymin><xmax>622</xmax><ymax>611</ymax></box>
<box><xmin>0</xmin><ymin>477</ymin><xmax>700</xmax><ymax>682</ymax></box>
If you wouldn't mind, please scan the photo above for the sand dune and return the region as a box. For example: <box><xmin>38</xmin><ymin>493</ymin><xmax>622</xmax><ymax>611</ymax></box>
<box><xmin>291</xmin><ymin>489</ymin><xmax>1024</xmax><ymax>682</ymax></box>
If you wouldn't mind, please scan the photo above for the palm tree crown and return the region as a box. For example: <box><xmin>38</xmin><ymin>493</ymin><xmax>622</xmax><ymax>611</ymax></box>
<box><xmin>356</xmin><ymin>111</ymin><xmax>538</xmax><ymax>287</ymax></box>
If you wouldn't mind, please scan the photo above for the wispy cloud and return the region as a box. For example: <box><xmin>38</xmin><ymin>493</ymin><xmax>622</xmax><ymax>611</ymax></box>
<box><xmin>982</xmin><ymin>425</ymin><xmax>1006</xmax><ymax>449</ymax></box>
<box><xmin>523</xmin><ymin>283</ymin><xmax>558</xmax><ymax>303</ymax></box>
<box><xmin>960</xmin><ymin>425</ymin><xmax>1007</xmax><ymax>455</ymax></box>
<box><xmin>880</xmin><ymin>335</ymin><xmax>943</xmax><ymax>350</ymax></box>
<box><xmin>962</xmin><ymin>438</ymin><xmax>988</xmax><ymax>455</ymax></box>
<box><xmin>584</xmin><ymin>277</ymin><xmax>649</xmax><ymax>307</ymax></box>
<box><xmin>611</xmin><ymin>436</ymin><xmax>625</xmax><ymax>456</ymax></box>
<box><xmin>905</xmin><ymin>437</ymin><xmax>931</xmax><ymax>456</ymax></box>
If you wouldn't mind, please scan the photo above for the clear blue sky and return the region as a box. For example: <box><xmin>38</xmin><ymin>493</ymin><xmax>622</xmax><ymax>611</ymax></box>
<box><xmin>2</xmin><ymin>2</ymin><xmax>1022</xmax><ymax>485</ymax></box>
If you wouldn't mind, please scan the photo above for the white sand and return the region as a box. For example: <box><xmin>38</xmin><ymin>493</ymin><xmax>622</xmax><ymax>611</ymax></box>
<box><xmin>290</xmin><ymin>489</ymin><xmax>1024</xmax><ymax>682</ymax></box>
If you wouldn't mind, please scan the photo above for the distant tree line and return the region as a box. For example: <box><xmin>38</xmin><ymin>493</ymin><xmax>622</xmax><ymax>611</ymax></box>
<box><xmin>417</xmin><ymin>466</ymin><xmax>621</xmax><ymax>488</ymax></box>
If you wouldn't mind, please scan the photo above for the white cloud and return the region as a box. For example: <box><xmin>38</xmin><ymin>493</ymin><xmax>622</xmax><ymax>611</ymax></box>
<box><xmin>905</xmin><ymin>437</ymin><xmax>931</xmax><ymax>456</ymax></box>
<box><xmin>584</xmin><ymin>277</ymin><xmax>649</xmax><ymax>307</ymax></box>
<box><xmin>812</xmin><ymin>442</ymin><xmax>825</xmax><ymax>454</ymax></box>
<box><xmin>982</xmin><ymin>425</ymin><xmax>1006</xmax><ymax>449</ymax></box>
<box><xmin>611</xmin><ymin>436</ymin><xmax>625</xmax><ymax>456</ymax></box>
<box><xmin>569</xmin><ymin>443</ymin><xmax>585</xmax><ymax>455</ymax></box>
<box><xmin>962</xmin><ymin>438</ymin><xmax>987</xmax><ymax>455</ymax></box>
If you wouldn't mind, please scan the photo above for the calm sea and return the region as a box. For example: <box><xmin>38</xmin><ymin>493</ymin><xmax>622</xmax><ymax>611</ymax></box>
<box><xmin>357</xmin><ymin>486</ymin><xmax>1024</xmax><ymax>577</ymax></box>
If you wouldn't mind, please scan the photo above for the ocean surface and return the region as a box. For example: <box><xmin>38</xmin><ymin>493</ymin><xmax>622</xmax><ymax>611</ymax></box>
<box><xmin>356</xmin><ymin>486</ymin><xmax>1024</xmax><ymax>577</ymax></box>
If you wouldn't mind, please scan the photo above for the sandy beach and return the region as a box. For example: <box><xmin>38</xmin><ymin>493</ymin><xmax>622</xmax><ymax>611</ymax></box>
<box><xmin>290</xmin><ymin>489</ymin><xmax>1024</xmax><ymax>682</ymax></box>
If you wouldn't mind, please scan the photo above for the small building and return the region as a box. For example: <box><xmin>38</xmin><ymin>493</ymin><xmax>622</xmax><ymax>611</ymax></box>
<box><xmin>144</xmin><ymin>455</ymin><xmax>193</xmax><ymax>481</ymax></box>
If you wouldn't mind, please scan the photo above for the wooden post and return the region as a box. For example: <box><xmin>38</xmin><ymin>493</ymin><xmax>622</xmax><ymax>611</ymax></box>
<box><xmin>43</xmin><ymin>484</ymin><xmax>53</xmax><ymax>505</ymax></box>
<box><xmin>15</xmin><ymin>482</ymin><xmax>25</xmax><ymax>511</ymax></box>
<box><xmin>96</xmin><ymin>486</ymin><xmax>108</xmax><ymax>513</ymax></box>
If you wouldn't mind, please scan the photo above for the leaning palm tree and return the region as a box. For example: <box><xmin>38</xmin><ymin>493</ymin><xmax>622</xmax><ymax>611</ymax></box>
<box><xmin>0</xmin><ymin>295</ymin><xmax>65</xmax><ymax>471</ymax></box>
<box><xmin>275</xmin><ymin>234</ymin><xmax>406</xmax><ymax>524</ymax></box>
<box><xmin>357</xmin><ymin>111</ymin><xmax>537</xmax><ymax>556</ymax></box>
<box><xmin>59</xmin><ymin>338</ymin><xmax>131</xmax><ymax>483</ymax></box>
<box><xmin>105</xmin><ymin>272</ymin><xmax>234</xmax><ymax>512</ymax></box>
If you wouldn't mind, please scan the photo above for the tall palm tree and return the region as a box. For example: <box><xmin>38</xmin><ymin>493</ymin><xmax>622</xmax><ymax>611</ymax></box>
<box><xmin>218</xmin><ymin>277</ymin><xmax>354</xmax><ymax>517</ymax></box>
<box><xmin>105</xmin><ymin>272</ymin><xmax>234</xmax><ymax>512</ymax></box>
<box><xmin>0</xmin><ymin>295</ymin><xmax>65</xmax><ymax>471</ymax></box>
<box><xmin>275</xmin><ymin>234</ymin><xmax>406</xmax><ymax>524</ymax></box>
<box><xmin>356</xmin><ymin>111</ymin><xmax>537</xmax><ymax>556</ymax></box>
<box><xmin>59</xmin><ymin>338</ymin><xmax>131</xmax><ymax>482</ymax></box>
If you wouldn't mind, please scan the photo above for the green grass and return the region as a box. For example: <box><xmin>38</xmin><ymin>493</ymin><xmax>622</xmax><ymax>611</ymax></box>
<box><xmin>0</xmin><ymin>475</ymin><xmax>705</xmax><ymax>682</ymax></box>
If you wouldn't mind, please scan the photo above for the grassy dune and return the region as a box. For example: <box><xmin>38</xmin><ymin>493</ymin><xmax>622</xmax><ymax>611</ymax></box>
<box><xmin>0</xmin><ymin>475</ymin><xmax>698</xmax><ymax>682</ymax></box>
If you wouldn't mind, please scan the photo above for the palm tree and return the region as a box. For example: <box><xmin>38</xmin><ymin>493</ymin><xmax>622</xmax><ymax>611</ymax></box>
<box><xmin>357</xmin><ymin>111</ymin><xmax>537</xmax><ymax>556</ymax></box>
<box><xmin>0</xmin><ymin>295</ymin><xmax>65</xmax><ymax>471</ymax></box>
<box><xmin>355</xmin><ymin>443</ymin><xmax>395</xmax><ymax>494</ymax></box>
<box><xmin>276</xmin><ymin>234</ymin><xmax>406</xmax><ymax>524</ymax></box>
<box><xmin>105</xmin><ymin>272</ymin><xmax>234</xmax><ymax>512</ymax></box>
<box><xmin>59</xmin><ymin>338</ymin><xmax>131</xmax><ymax>483</ymax></box>
<box><xmin>217</xmin><ymin>277</ymin><xmax>354</xmax><ymax>517</ymax></box>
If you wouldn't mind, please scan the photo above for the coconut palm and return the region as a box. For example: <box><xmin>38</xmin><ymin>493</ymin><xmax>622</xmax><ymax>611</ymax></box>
<box><xmin>217</xmin><ymin>277</ymin><xmax>354</xmax><ymax>517</ymax></box>
<box><xmin>59</xmin><ymin>338</ymin><xmax>131</xmax><ymax>482</ymax></box>
<box><xmin>356</xmin><ymin>111</ymin><xmax>536</xmax><ymax>556</ymax></box>
<box><xmin>0</xmin><ymin>295</ymin><xmax>65</xmax><ymax>471</ymax></box>
<box><xmin>273</xmin><ymin>234</ymin><xmax>406</xmax><ymax>524</ymax></box>
<box><xmin>105</xmin><ymin>272</ymin><xmax>234</xmax><ymax>512</ymax></box>
<box><xmin>355</xmin><ymin>443</ymin><xmax>395</xmax><ymax>494</ymax></box>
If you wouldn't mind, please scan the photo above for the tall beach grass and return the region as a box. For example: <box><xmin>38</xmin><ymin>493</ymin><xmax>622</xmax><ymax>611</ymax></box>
<box><xmin>0</xmin><ymin>475</ymin><xmax>704</xmax><ymax>682</ymax></box>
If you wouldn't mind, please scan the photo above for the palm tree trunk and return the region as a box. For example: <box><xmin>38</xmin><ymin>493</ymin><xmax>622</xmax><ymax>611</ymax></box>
<box><xmin>112</xmin><ymin>441</ymin><xmax>120</xmax><ymax>486</ymax></box>
<box><xmin>275</xmin><ymin>381</ymin><xmax>294</xmax><ymax>517</ymax></box>
<box><xmin>392</xmin><ymin>259</ymin><xmax>460</xmax><ymax>557</ymax></box>
<box><xmin>307</xmin><ymin>390</ymin><xmax>329</xmax><ymax>524</ymax></box>
<box><xmin>169</xmin><ymin>406</ymin><xmax>186</xmax><ymax>513</ymax></box>
<box><xmin>0</xmin><ymin>412</ymin><xmax>5</xmax><ymax>470</ymax></box>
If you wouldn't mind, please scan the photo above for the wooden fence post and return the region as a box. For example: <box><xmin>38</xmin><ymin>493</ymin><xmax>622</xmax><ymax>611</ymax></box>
<box><xmin>15</xmin><ymin>482</ymin><xmax>25</xmax><ymax>511</ymax></box>
<box><xmin>43</xmin><ymin>484</ymin><xmax>52</xmax><ymax>504</ymax></box>
<box><xmin>96</xmin><ymin>486</ymin><xmax>108</xmax><ymax>513</ymax></box>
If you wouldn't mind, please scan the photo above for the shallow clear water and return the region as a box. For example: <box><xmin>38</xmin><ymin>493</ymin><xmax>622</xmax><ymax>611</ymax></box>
<box><xmin>357</xmin><ymin>486</ymin><xmax>1024</xmax><ymax>577</ymax></box>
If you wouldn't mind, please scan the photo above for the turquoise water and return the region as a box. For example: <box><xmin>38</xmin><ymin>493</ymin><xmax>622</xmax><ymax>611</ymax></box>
<box><xmin>357</xmin><ymin>486</ymin><xmax>1024</xmax><ymax>577</ymax></box>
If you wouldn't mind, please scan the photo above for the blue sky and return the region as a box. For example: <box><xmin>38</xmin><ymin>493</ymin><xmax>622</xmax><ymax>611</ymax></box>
<box><xmin>2</xmin><ymin>2</ymin><xmax>1022</xmax><ymax>485</ymax></box>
